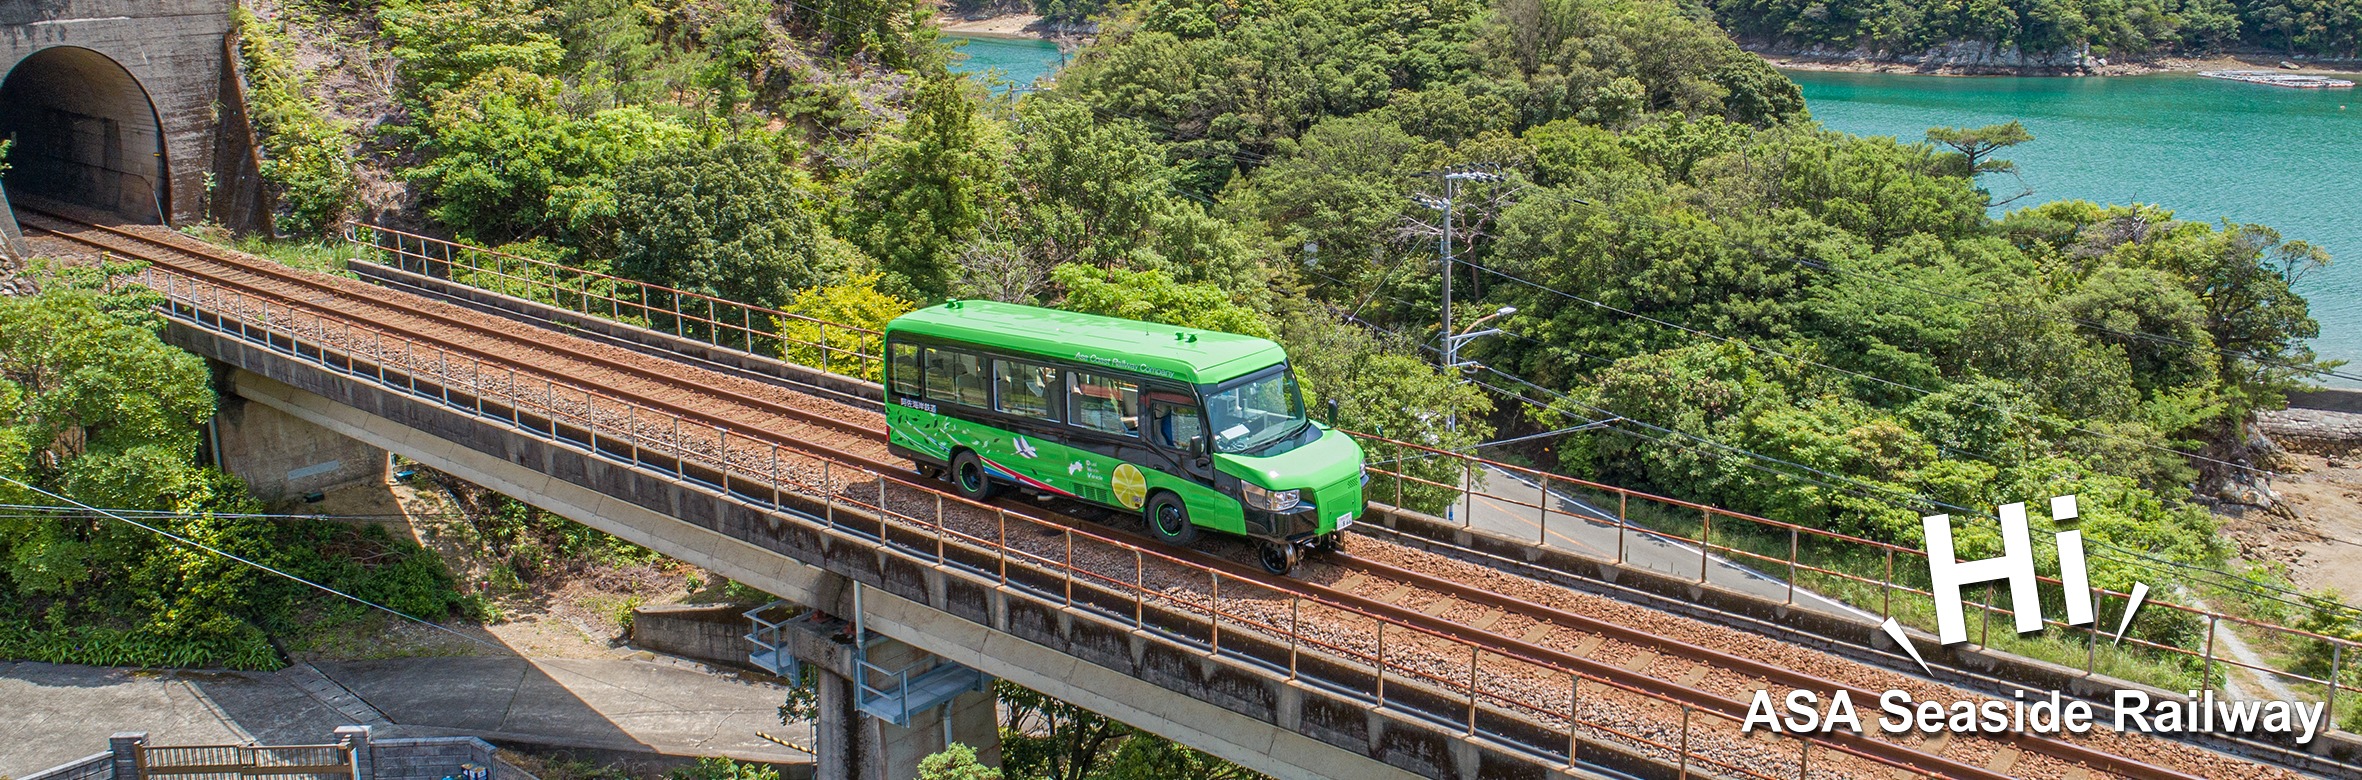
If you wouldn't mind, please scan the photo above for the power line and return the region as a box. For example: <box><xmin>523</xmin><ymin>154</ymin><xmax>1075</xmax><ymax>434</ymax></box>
<box><xmin>0</xmin><ymin>475</ymin><xmax>785</xmax><ymax>711</ymax></box>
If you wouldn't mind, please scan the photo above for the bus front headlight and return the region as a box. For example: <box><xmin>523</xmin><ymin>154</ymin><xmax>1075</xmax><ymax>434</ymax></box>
<box><xmin>1241</xmin><ymin>483</ymin><xmax>1301</xmax><ymax>512</ymax></box>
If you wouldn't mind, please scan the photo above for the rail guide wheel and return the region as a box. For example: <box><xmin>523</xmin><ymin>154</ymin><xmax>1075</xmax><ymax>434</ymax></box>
<box><xmin>1257</xmin><ymin>540</ymin><xmax>1300</xmax><ymax>575</ymax></box>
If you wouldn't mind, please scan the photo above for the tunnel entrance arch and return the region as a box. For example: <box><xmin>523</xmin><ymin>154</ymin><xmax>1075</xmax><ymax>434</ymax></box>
<box><xmin>0</xmin><ymin>45</ymin><xmax>170</xmax><ymax>224</ymax></box>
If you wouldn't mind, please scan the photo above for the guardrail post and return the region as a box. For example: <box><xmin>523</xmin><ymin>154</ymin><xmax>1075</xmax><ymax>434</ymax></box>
<box><xmin>934</xmin><ymin>494</ymin><xmax>945</xmax><ymax>564</ymax></box>
<box><xmin>1699</xmin><ymin>508</ymin><xmax>1712</xmax><ymax>583</ymax></box>
<box><xmin>1617</xmin><ymin>492</ymin><xmax>1629</xmax><ymax>565</ymax></box>
<box><xmin>1882</xmin><ymin>549</ymin><xmax>1894</xmax><ymax>619</ymax></box>
<box><xmin>1375</xmin><ymin>622</ymin><xmax>1387</xmax><ymax>709</ymax></box>
<box><xmin>2087</xmin><ymin>587</ymin><xmax>2101</xmax><ymax>674</ymax></box>
<box><xmin>997</xmin><ymin>510</ymin><xmax>1009</xmax><ymax>582</ymax></box>
<box><xmin>1288</xmin><ymin>597</ymin><xmax>1300</xmax><ymax>681</ymax></box>
<box><xmin>1136</xmin><ymin>550</ymin><xmax>1146</xmax><ymax>630</ymax></box>
<box><xmin>1787</xmin><ymin>527</ymin><xmax>1799</xmax><ymax>605</ymax></box>
<box><xmin>2330</xmin><ymin>643</ymin><xmax>2344</xmax><ymax>733</ymax></box>
<box><xmin>1065</xmin><ymin>531</ymin><xmax>1076</xmax><ymax>607</ymax></box>
<box><xmin>2204</xmin><ymin>614</ymin><xmax>2220</xmax><ymax>690</ymax></box>
<box><xmin>1677</xmin><ymin>705</ymin><xmax>1692</xmax><ymax>779</ymax></box>
<box><xmin>1209</xmin><ymin>572</ymin><xmax>1221</xmax><ymax>654</ymax></box>
<box><xmin>1567</xmin><ymin>675</ymin><xmax>1581</xmax><ymax>767</ymax></box>
<box><xmin>1466</xmin><ymin>646</ymin><xmax>1480</xmax><ymax>734</ymax></box>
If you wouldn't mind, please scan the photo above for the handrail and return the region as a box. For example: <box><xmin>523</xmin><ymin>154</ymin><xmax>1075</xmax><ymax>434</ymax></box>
<box><xmin>141</xmin><ymin>264</ymin><xmax>1983</xmax><ymax>780</ymax></box>
<box><xmin>344</xmin><ymin>222</ymin><xmax>883</xmax><ymax>378</ymax></box>
<box><xmin>332</xmin><ymin>227</ymin><xmax>2360</xmax><ymax>736</ymax></box>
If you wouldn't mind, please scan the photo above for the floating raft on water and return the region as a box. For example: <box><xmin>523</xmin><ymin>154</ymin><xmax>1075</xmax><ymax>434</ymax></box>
<box><xmin>2199</xmin><ymin>70</ymin><xmax>2356</xmax><ymax>88</ymax></box>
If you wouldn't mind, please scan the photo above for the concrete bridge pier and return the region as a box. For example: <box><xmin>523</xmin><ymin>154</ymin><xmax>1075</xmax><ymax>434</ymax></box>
<box><xmin>760</xmin><ymin>602</ymin><xmax>1001</xmax><ymax>780</ymax></box>
<box><xmin>209</xmin><ymin>370</ymin><xmax>389</xmax><ymax>503</ymax></box>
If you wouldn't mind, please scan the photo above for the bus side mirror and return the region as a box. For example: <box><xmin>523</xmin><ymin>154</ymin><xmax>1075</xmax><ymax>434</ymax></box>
<box><xmin>1325</xmin><ymin>398</ymin><xmax>1340</xmax><ymax>427</ymax></box>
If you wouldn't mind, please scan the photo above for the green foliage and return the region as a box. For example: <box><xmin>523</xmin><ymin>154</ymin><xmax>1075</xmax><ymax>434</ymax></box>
<box><xmin>1</xmin><ymin>139</ymin><xmax>13</xmax><ymax>177</ymax></box>
<box><xmin>669</xmin><ymin>758</ymin><xmax>779</xmax><ymax>780</ymax></box>
<box><xmin>848</xmin><ymin>70</ymin><xmax>1002</xmax><ymax>300</ymax></box>
<box><xmin>1048</xmin><ymin>264</ymin><xmax>1273</xmax><ymax>338</ymax></box>
<box><xmin>408</xmin><ymin>70</ymin><xmax>693</xmax><ymax>242</ymax></box>
<box><xmin>235</xmin><ymin>7</ymin><xmax>360</xmax><ymax>236</ymax></box>
<box><xmin>0</xmin><ymin>268</ymin><xmax>466</xmax><ymax>669</ymax></box>
<box><xmin>998</xmin><ymin>681</ymin><xmax>1261</xmax><ymax>780</ymax></box>
<box><xmin>916</xmin><ymin>745</ymin><xmax>1001</xmax><ymax>780</ymax></box>
<box><xmin>777</xmin><ymin>272</ymin><xmax>918</xmax><ymax>381</ymax></box>
<box><xmin>609</xmin><ymin>139</ymin><xmax>840</xmax><ymax>307</ymax></box>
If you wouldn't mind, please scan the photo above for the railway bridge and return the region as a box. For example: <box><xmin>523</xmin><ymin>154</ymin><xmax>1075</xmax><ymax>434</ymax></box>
<box><xmin>18</xmin><ymin>204</ymin><xmax>2328</xmax><ymax>780</ymax></box>
<box><xmin>0</xmin><ymin>0</ymin><xmax>267</xmax><ymax>258</ymax></box>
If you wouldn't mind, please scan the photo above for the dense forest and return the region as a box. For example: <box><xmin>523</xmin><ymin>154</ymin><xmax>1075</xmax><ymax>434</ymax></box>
<box><xmin>220</xmin><ymin>0</ymin><xmax>2332</xmax><ymax>618</ymax></box>
<box><xmin>1711</xmin><ymin>0</ymin><xmax>2362</xmax><ymax>60</ymax></box>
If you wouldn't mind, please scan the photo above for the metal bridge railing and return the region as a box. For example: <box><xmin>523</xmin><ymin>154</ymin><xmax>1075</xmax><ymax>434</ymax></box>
<box><xmin>344</xmin><ymin>223</ymin><xmax>884</xmax><ymax>381</ymax></box>
<box><xmin>330</xmin><ymin>229</ymin><xmax>2362</xmax><ymax>735</ymax></box>
<box><xmin>1353</xmin><ymin>430</ymin><xmax>2362</xmax><ymax>730</ymax></box>
<box><xmin>143</xmin><ymin>265</ymin><xmax>1975</xmax><ymax>780</ymax></box>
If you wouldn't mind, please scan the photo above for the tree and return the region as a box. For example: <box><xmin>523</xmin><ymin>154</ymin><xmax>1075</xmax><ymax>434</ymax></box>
<box><xmin>1926</xmin><ymin>121</ymin><xmax>2034</xmax><ymax>205</ymax></box>
<box><xmin>1048</xmin><ymin>264</ymin><xmax>1273</xmax><ymax>338</ymax></box>
<box><xmin>999</xmin><ymin>682</ymin><xmax>1126</xmax><ymax>780</ymax></box>
<box><xmin>611</xmin><ymin>139</ymin><xmax>840</xmax><ymax>308</ymax></box>
<box><xmin>0</xmin><ymin>262</ymin><xmax>466</xmax><ymax>670</ymax></box>
<box><xmin>670</xmin><ymin>757</ymin><xmax>779</xmax><ymax>780</ymax></box>
<box><xmin>776</xmin><ymin>272</ymin><xmax>918</xmax><ymax>381</ymax></box>
<box><xmin>848</xmin><ymin>70</ymin><xmax>1002</xmax><ymax>301</ymax></box>
<box><xmin>916</xmin><ymin>744</ymin><xmax>1002</xmax><ymax>780</ymax></box>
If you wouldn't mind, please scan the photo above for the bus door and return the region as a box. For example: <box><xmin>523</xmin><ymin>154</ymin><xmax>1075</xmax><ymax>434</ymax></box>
<box><xmin>1144</xmin><ymin>393</ymin><xmax>1214</xmax><ymax>484</ymax></box>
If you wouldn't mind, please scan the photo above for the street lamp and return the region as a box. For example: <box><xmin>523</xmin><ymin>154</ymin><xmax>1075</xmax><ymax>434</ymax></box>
<box><xmin>1442</xmin><ymin>305</ymin><xmax>1514</xmax><ymax>433</ymax></box>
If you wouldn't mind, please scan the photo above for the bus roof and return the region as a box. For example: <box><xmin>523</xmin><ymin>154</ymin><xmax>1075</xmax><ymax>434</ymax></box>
<box><xmin>886</xmin><ymin>301</ymin><xmax>1287</xmax><ymax>385</ymax></box>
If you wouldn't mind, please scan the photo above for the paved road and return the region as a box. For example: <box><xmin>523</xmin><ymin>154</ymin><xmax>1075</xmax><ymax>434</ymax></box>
<box><xmin>1</xmin><ymin>655</ymin><xmax>810</xmax><ymax>778</ymax></box>
<box><xmin>1439</xmin><ymin>465</ymin><xmax>1879</xmax><ymax>622</ymax></box>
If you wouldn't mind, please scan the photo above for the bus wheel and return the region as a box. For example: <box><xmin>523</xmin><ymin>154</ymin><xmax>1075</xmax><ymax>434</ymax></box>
<box><xmin>1144</xmin><ymin>492</ymin><xmax>1199</xmax><ymax>546</ymax></box>
<box><xmin>949</xmin><ymin>450</ymin><xmax>1001</xmax><ymax>501</ymax></box>
<box><xmin>1258</xmin><ymin>540</ymin><xmax>1299</xmax><ymax>576</ymax></box>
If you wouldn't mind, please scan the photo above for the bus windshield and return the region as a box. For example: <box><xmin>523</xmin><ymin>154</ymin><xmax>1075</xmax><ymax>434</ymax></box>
<box><xmin>1202</xmin><ymin>365</ymin><xmax>1306</xmax><ymax>454</ymax></box>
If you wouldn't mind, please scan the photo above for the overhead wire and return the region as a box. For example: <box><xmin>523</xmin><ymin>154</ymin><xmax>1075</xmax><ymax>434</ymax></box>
<box><xmin>0</xmin><ymin>475</ymin><xmax>792</xmax><ymax>712</ymax></box>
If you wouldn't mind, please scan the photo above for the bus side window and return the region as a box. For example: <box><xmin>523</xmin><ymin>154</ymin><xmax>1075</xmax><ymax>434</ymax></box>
<box><xmin>889</xmin><ymin>342</ymin><xmax>920</xmax><ymax>397</ymax></box>
<box><xmin>1152</xmin><ymin>404</ymin><xmax>1204</xmax><ymax>451</ymax></box>
<box><xmin>994</xmin><ymin>359</ymin><xmax>1058</xmax><ymax>420</ymax></box>
<box><xmin>1068</xmin><ymin>372</ymin><xmax>1139</xmax><ymax>437</ymax></box>
<box><xmin>925</xmin><ymin>348</ymin><xmax>984</xmax><ymax>407</ymax></box>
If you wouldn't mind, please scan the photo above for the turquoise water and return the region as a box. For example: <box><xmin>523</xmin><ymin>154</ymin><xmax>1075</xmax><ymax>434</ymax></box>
<box><xmin>946</xmin><ymin>35</ymin><xmax>1067</xmax><ymax>92</ymax></box>
<box><xmin>1789</xmin><ymin>70</ymin><xmax>2362</xmax><ymax>386</ymax></box>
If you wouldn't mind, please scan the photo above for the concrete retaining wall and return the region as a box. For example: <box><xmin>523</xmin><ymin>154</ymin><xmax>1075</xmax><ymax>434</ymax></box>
<box><xmin>365</xmin><ymin>735</ymin><xmax>502</xmax><ymax>780</ymax></box>
<box><xmin>629</xmin><ymin>603</ymin><xmax>763</xmax><ymax>670</ymax></box>
<box><xmin>19</xmin><ymin>752</ymin><xmax>111</xmax><ymax>780</ymax></box>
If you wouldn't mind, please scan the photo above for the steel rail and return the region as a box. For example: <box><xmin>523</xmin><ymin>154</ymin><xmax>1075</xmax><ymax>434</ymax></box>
<box><xmin>312</xmin><ymin>218</ymin><xmax>2227</xmax><ymax>780</ymax></box>
<box><xmin>32</xmin><ymin>211</ymin><xmax>2214</xmax><ymax>780</ymax></box>
<box><xmin>127</xmin><ymin>259</ymin><xmax>1937</xmax><ymax>780</ymax></box>
<box><xmin>16</xmin><ymin>207</ymin><xmax>882</xmax><ymax>444</ymax></box>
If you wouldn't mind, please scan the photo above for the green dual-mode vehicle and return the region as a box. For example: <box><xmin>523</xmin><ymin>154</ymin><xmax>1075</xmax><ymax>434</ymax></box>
<box><xmin>883</xmin><ymin>300</ymin><xmax>1366</xmax><ymax>574</ymax></box>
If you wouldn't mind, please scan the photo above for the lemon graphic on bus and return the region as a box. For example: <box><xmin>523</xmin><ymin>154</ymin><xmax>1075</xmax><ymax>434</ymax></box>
<box><xmin>1110</xmin><ymin>463</ymin><xmax>1148</xmax><ymax>510</ymax></box>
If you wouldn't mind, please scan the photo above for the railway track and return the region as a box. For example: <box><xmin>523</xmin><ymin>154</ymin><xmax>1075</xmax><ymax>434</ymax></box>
<box><xmin>16</xmin><ymin>207</ymin><xmax>2270</xmax><ymax>780</ymax></box>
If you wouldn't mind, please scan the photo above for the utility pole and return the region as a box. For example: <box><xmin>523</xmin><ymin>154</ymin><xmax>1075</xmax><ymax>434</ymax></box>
<box><xmin>1416</xmin><ymin>166</ymin><xmax>1505</xmax><ymax>436</ymax></box>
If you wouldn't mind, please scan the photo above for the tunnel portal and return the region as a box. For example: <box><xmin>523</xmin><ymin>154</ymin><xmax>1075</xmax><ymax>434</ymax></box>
<box><xmin>0</xmin><ymin>45</ymin><xmax>170</xmax><ymax>224</ymax></box>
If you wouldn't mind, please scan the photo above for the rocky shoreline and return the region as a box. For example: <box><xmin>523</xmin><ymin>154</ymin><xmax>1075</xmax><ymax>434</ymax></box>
<box><xmin>1756</xmin><ymin>45</ymin><xmax>2362</xmax><ymax>77</ymax></box>
<box><xmin>938</xmin><ymin>12</ymin><xmax>1095</xmax><ymax>41</ymax></box>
